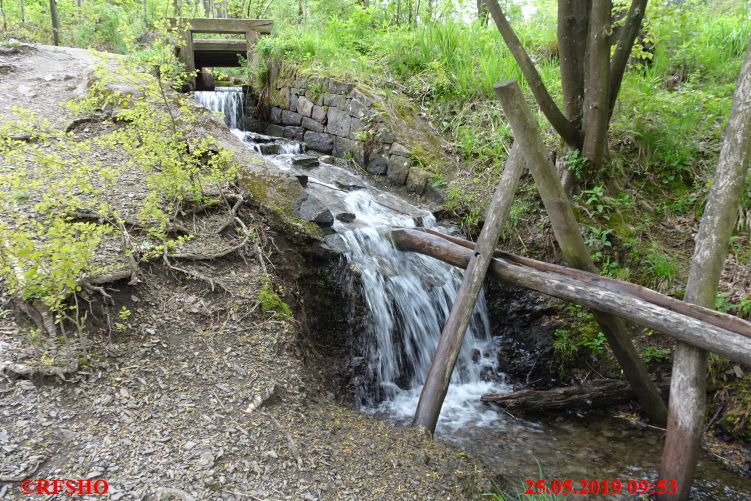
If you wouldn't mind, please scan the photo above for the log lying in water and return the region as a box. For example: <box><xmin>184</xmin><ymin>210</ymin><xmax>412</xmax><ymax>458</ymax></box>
<box><xmin>391</xmin><ymin>228</ymin><xmax>751</xmax><ymax>367</ymax></box>
<box><xmin>481</xmin><ymin>380</ymin><xmax>633</xmax><ymax>411</ymax></box>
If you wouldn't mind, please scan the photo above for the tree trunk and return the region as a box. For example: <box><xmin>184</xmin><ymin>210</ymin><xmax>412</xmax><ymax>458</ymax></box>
<box><xmin>659</xmin><ymin>38</ymin><xmax>751</xmax><ymax>501</ymax></box>
<box><xmin>0</xmin><ymin>0</ymin><xmax>6</xmax><ymax>33</ymax></box>
<box><xmin>173</xmin><ymin>0</ymin><xmax>182</xmax><ymax>17</ymax></box>
<box><xmin>609</xmin><ymin>0</ymin><xmax>649</xmax><ymax>116</ymax></box>
<box><xmin>392</xmin><ymin>229</ymin><xmax>751</xmax><ymax>366</ymax></box>
<box><xmin>412</xmin><ymin>144</ymin><xmax>526</xmax><ymax>434</ymax></box>
<box><xmin>49</xmin><ymin>0</ymin><xmax>60</xmax><ymax>46</ymax></box>
<box><xmin>494</xmin><ymin>80</ymin><xmax>667</xmax><ymax>425</ymax></box>
<box><xmin>477</xmin><ymin>0</ymin><xmax>489</xmax><ymax>25</ymax></box>
<box><xmin>486</xmin><ymin>0</ymin><xmax>582</xmax><ymax>148</ymax></box>
<box><xmin>581</xmin><ymin>0</ymin><xmax>612</xmax><ymax>172</ymax></box>
<box><xmin>557</xmin><ymin>0</ymin><xmax>588</xmax><ymax>128</ymax></box>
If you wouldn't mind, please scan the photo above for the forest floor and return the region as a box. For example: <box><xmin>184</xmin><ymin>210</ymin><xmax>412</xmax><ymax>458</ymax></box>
<box><xmin>0</xmin><ymin>44</ymin><xmax>492</xmax><ymax>500</ymax></box>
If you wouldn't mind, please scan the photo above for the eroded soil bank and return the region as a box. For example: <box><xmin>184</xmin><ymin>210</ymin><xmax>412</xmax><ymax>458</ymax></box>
<box><xmin>0</xmin><ymin>44</ymin><xmax>493</xmax><ymax>500</ymax></box>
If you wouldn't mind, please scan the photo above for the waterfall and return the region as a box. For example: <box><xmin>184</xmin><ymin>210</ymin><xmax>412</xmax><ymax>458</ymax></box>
<box><xmin>194</xmin><ymin>91</ymin><xmax>508</xmax><ymax>429</ymax></box>
<box><xmin>194</xmin><ymin>86</ymin><xmax>245</xmax><ymax>130</ymax></box>
<box><xmin>332</xmin><ymin>191</ymin><xmax>504</xmax><ymax>428</ymax></box>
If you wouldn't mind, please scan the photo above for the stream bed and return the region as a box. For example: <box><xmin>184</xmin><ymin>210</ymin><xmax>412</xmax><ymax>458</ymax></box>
<box><xmin>195</xmin><ymin>88</ymin><xmax>751</xmax><ymax>500</ymax></box>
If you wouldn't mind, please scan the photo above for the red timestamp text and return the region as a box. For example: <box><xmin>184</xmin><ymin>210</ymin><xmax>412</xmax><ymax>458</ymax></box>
<box><xmin>524</xmin><ymin>479</ymin><xmax>678</xmax><ymax>496</ymax></box>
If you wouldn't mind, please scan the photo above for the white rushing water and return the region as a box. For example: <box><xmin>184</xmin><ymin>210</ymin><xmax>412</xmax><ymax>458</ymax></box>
<box><xmin>194</xmin><ymin>88</ymin><xmax>509</xmax><ymax>431</ymax></box>
<box><xmin>191</xmin><ymin>90</ymin><xmax>751</xmax><ymax>499</ymax></box>
<box><xmin>194</xmin><ymin>86</ymin><xmax>245</xmax><ymax>129</ymax></box>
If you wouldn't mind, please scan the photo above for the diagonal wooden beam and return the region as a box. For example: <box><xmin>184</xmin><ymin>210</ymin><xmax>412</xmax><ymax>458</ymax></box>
<box><xmin>494</xmin><ymin>79</ymin><xmax>667</xmax><ymax>425</ymax></box>
<box><xmin>412</xmin><ymin>143</ymin><xmax>525</xmax><ymax>434</ymax></box>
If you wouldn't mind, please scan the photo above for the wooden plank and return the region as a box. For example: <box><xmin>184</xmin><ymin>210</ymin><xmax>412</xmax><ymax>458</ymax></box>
<box><xmin>192</xmin><ymin>40</ymin><xmax>248</xmax><ymax>52</ymax></box>
<box><xmin>391</xmin><ymin>229</ymin><xmax>751</xmax><ymax>367</ymax></box>
<box><xmin>412</xmin><ymin>144</ymin><xmax>525</xmax><ymax>434</ymax></box>
<box><xmin>494</xmin><ymin>80</ymin><xmax>667</xmax><ymax>425</ymax></box>
<box><xmin>184</xmin><ymin>18</ymin><xmax>273</xmax><ymax>34</ymax></box>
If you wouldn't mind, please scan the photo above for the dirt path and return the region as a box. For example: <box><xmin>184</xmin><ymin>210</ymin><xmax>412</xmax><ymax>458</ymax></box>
<box><xmin>0</xmin><ymin>44</ymin><xmax>493</xmax><ymax>500</ymax></box>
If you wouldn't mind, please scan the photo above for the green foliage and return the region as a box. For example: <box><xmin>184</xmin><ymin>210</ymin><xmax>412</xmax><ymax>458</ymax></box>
<box><xmin>257</xmin><ymin>278</ymin><xmax>292</xmax><ymax>317</ymax></box>
<box><xmin>553</xmin><ymin>305</ymin><xmax>612</xmax><ymax>370</ymax></box>
<box><xmin>643</xmin><ymin>346</ymin><xmax>671</xmax><ymax>364</ymax></box>
<box><xmin>645</xmin><ymin>244</ymin><xmax>679</xmax><ymax>288</ymax></box>
<box><xmin>0</xmin><ymin>22</ymin><xmax>239</xmax><ymax>332</ymax></box>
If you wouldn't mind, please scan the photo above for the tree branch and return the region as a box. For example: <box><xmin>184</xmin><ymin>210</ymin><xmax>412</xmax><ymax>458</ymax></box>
<box><xmin>485</xmin><ymin>0</ymin><xmax>583</xmax><ymax>148</ymax></box>
<box><xmin>609</xmin><ymin>0</ymin><xmax>649</xmax><ymax>116</ymax></box>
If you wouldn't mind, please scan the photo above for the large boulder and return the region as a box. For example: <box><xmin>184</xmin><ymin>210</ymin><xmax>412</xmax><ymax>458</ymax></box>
<box><xmin>387</xmin><ymin>155</ymin><xmax>410</xmax><ymax>185</ymax></box>
<box><xmin>406</xmin><ymin>167</ymin><xmax>430</xmax><ymax>195</ymax></box>
<box><xmin>302</xmin><ymin>116</ymin><xmax>325</xmax><ymax>133</ymax></box>
<box><xmin>334</xmin><ymin>137</ymin><xmax>365</xmax><ymax>166</ymax></box>
<box><xmin>281</xmin><ymin>110</ymin><xmax>303</xmax><ymax>126</ymax></box>
<box><xmin>304</xmin><ymin>131</ymin><xmax>335</xmax><ymax>154</ymax></box>
<box><xmin>311</xmin><ymin>105</ymin><xmax>327</xmax><ymax>123</ymax></box>
<box><xmin>297</xmin><ymin>195</ymin><xmax>334</xmax><ymax>227</ymax></box>
<box><xmin>269</xmin><ymin>106</ymin><xmax>282</xmax><ymax>124</ymax></box>
<box><xmin>297</xmin><ymin>96</ymin><xmax>315</xmax><ymax>117</ymax></box>
<box><xmin>283</xmin><ymin>126</ymin><xmax>304</xmax><ymax>141</ymax></box>
<box><xmin>326</xmin><ymin>108</ymin><xmax>352</xmax><ymax>137</ymax></box>
<box><xmin>367</xmin><ymin>151</ymin><xmax>388</xmax><ymax>175</ymax></box>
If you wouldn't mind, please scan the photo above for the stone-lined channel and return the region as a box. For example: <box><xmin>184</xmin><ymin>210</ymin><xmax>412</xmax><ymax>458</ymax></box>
<box><xmin>195</xmin><ymin>87</ymin><xmax>751</xmax><ymax>500</ymax></box>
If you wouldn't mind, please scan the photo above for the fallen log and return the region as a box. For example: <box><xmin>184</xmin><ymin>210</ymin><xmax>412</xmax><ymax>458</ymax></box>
<box><xmin>481</xmin><ymin>380</ymin><xmax>633</xmax><ymax>411</ymax></box>
<box><xmin>391</xmin><ymin>228</ymin><xmax>751</xmax><ymax>367</ymax></box>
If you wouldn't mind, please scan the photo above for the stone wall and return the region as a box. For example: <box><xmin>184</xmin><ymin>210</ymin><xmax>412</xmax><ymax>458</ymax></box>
<box><xmin>260</xmin><ymin>74</ymin><xmax>442</xmax><ymax>200</ymax></box>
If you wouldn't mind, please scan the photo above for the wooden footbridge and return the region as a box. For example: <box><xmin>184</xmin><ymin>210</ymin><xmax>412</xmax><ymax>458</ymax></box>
<box><xmin>171</xmin><ymin>18</ymin><xmax>273</xmax><ymax>90</ymax></box>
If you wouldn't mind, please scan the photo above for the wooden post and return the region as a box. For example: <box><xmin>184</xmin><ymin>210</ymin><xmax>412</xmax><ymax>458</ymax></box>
<box><xmin>494</xmin><ymin>80</ymin><xmax>668</xmax><ymax>425</ymax></box>
<box><xmin>181</xmin><ymin>23</ymin><xmax>196</xmax><ymax>90</ymax></box>
<box><xmin>659</xmin><ymin>39</ymin><xmax>751</xmax><ymax>501</ymax></box>
<box><xmin>244</xmin><ymin>29</ymin><xmax>257</xmax><ymax>75</ymax></box>
<box><xmin>412</xmin><ymin>143</ymin><xmax>525</xmax><ymax>434</ymax></box>
<box><xmin>49</xmin><ymin>0</ymin><xmax>60</xmax><ymax>46</ymax></box>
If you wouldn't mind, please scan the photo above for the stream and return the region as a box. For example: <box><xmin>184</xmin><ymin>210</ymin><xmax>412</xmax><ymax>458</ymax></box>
<box><xmin>195</xmin><ymin>87</ymin><xmax>751</xmax><ymax>500</ymax></box>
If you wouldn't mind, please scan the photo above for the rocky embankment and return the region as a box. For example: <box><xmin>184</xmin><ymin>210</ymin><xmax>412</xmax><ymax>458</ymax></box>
<box><xmin>0</xmin><ymin>43</ymin><xmax>494</xmax><ymax>500</ymax></box>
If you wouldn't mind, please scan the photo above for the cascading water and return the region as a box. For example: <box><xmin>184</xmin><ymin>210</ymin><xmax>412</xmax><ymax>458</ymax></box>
<box><xmin>191</xmin><ymin>89</ymin><xmax>751</xmax><ymax>499</ymax></box>
<box><xmin>194</xmin><ymin>86</ymin><xmax>245</xmax><ymax>129</ymax></box>
<box><xmin>193</xmin><ymin>87</ymin><xmax>509</xmax><ymax>430</ymax></box>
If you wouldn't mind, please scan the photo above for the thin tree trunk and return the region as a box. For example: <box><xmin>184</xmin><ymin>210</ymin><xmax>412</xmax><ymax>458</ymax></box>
<box><xmin>581</xmin><ymin>0</ymin><xmax>612</xmax><ymax>173</ymax></box>
<box><xmin>659</xmin><ymin>38</ymin><xmax>751</xmax><ymax>501</ymax></box>
<box><xmin>143</xmin><ymin>0</ymin><xmax>148</xmax><ymax>23</ymax></box>
<box><xmin>173</xmin><ymin>0</ymin><xmax>182</xmax><ymax>17</ymax></box>
<box><xmin>49</xmin><ymin>0</ymin><xmax>60</xmax><ymax>46</ymax></box>
<box><xmin>412</xmin><ymin>144</ymin><xmax>525</xmax><ymax>434</ymax></box>
<box><xmin>485</xmin><ymin>0</ymin><xmax>582</xmax><ymax>148</ymax></box>
<box><xmin>0</xmin><ymin>0</ymin><xmax>6</xmax><ymax>32</ymax></box>
<box><xmin>557</xmin><ymin>0</ymin><xmax>588</xmax><ymax>128</ymax></box>
<box><xmin>494</xmin><ymin>80</ymin><xmax>668</xmax><ymax>425</ymax></box>
<box><xmin>477</xmin><ymin>0</ymin><xmax>489</xmax><ymax>25</ymax></box>
<box><xmin>609</xmin><ymin>0</ymin><xmax>649</xmax><ymax>116</ymax></box>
